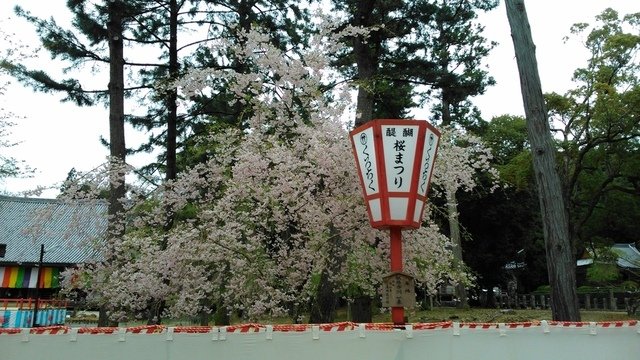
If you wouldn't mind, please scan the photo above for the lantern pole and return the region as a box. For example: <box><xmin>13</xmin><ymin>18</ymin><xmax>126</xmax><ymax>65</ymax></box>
<box><xmin>390</xmin><ymin>227</ymin><xmax>404</xmax><ymax>325</ymax></box>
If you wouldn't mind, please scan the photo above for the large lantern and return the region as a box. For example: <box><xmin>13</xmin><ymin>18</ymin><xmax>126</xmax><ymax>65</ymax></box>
<box><xmin>350</xmin><ymin>119</ymin><xmax>441</xmax><ymax>325</ymax></box>
<box><xmin>350</xmin><ymin>119</ymin><xmax>441</xmax><ymax>230</ymax></box>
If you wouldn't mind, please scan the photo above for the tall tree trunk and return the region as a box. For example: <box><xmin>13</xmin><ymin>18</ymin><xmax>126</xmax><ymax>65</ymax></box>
<box><xmin>353</xmin><ymin>0</ymin><xmax>376</xmax><ymax>128</ymax></box>
<box><xmin>309</xmin><ymin>225</ymin><xmax>345</xmax><ymax>323</ymax></box>
<box><xmin>100</xmin><ymin>0</ymin><xmax>126</xmax><ymax>327</ymax></box>
<box><xmin>355</xmin><ymin>85</ymin><xmax>375</xmax><ymax>127</ymax></box>
<box><xmin>165</xmin><ymin>0</ymin><xmax>179</xmax><ymax>185</ymax></box>
<box><xmin>440</xmin><ymin>44</ymin><xmax>466</xmax><ymax>307</ymax></box>
<box><xmin>505</xmin><ymin>0</ymin><xmax>580</xmax><ymax>321</ymax></box>
<box><xmin>146</xmin><ymin>0</ymin><xmax>182</xmax><ymax>327</ymax></box>
<box><xmin>446</xmin><ymin>186</ymin><xmax>468</xmax><ymax>308</ymax></box>
<box><xmin>350</xmin><ymin>295</ymin><xmax>372</xmax><ymax>323</ymax></box>
<box><xmin>345</xmin><ymin>1</ymin><xmax>378</xmax><ymax>320</ymax></box>
<box><xmin>213</xmin><ymin>302</ymin><xmax>230</xmax><ymax>326</ymax></box>
<box><xmin>106</xmin><ymin>0</ymin><xmax>126</xmax><ymax>240</ymax></box>
<box><xmin>309</xmin><ymin>268</ymin><xmax>339</xmax><ymax>323</ymax></box>
<box><xmin>440</xmin><ymin>96</ymin><xmax>452</xmax><ymax>127</ymax></box>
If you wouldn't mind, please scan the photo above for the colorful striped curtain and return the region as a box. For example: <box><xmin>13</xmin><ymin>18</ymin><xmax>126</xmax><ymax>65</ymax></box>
<box><xmin>0</xmin><ymin>266</ymin><xmax>61</xmax><ymax>289</ymax></box>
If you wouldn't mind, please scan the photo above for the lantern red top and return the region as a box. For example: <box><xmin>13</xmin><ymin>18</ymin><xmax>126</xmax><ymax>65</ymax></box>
<box><xmin>350</xmin><ymin>119</ymin><xmax>441</xmax><ymax>229</ymax></box>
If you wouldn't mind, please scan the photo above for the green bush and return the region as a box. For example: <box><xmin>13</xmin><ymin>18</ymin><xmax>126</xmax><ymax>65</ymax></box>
<box><xmin>532</xmin><ymin>285</ymin><xmax>550</xmax><ymax>294</ymax></box>
<box><xmin>620</xmin><ymin>281</ymin><xmax>639</xmax><ymax>291</ymax></box>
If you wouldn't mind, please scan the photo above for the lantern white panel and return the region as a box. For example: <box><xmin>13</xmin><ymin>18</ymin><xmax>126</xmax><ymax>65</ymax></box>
<box><xmin>352</xmin><ymin>127</ymin><xmax>379</xmax><ymax>196</ymax></box>
<box><xmin>417</xmin><ymin>129</ymin><xmax>439</xmax><ymax>197</ymax></box>
<box><xmin>413</xmin><ymin>199</ymin><xmax>424</xmax><ymax>222</ymax></box>
<box><xmin>381</xmin><ymin>125</ymin><xmax>419</xmax><ymax>193</ymax></box>
<box><xmin>369</xmin><ymin>198</ymin><xmax>382</xmax><ymax>221</ymax></box>
<box><xmin>389</xmin><ymin>197</ymin><xmax>408</xmax><ymax>220</ymax></box>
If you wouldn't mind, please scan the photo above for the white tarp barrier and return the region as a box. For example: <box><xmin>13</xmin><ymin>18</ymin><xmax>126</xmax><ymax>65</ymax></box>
<box><xmin>1</xmin><ymin>321</ymin><xmax>638</xmax><ymax>360</ymax></box>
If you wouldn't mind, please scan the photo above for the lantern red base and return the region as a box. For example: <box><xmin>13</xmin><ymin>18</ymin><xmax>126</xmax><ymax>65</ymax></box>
<box><xmin>391</xmin><ymin>307</ymin><xmax>405</xmax><ymax>325</ymax></box>
<box><xmin>390</xmin><ymin>227</ymin><xmax>402</xmax><ymax>272</ymax></box>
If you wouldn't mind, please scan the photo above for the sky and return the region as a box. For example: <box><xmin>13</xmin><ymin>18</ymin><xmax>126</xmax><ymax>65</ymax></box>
<box><xmin>0</xmin><ymin>0</ymin><xmax>638</xmax><ymax>198</ymax></box>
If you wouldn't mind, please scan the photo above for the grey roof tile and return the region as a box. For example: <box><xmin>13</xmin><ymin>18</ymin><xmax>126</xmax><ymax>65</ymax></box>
<box><xmin>0</xmin><ymin>195</ymin><xmax>107</xmax><ymax>265</ymax></box>
<box><xmin>613</xmin><ymin>243</ymin><xmax>640</xmax><ymax>269</ymax></box>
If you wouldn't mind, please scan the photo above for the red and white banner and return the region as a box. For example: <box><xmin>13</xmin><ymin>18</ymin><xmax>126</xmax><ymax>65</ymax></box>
<box><xmin>1</xmin><ymin>321</ymin><xmax>638</xmax><ymax>360</ymax></box>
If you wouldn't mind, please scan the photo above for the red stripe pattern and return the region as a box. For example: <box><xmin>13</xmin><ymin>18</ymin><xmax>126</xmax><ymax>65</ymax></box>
<box><xmin>0</xmin><ymin>320</ymin><xmax>637</xmax><ymax>335</ymax></box>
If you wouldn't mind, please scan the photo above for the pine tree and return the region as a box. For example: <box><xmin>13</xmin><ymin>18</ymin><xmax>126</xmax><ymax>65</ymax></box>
<box><xmin>329</xmin><ymin>0</ymin><xmax>498</xmax><ymax>311</ymax></box>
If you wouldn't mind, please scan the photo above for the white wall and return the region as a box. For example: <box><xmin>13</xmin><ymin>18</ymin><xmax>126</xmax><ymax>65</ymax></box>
<box><xmin>1</xmin><ymin>322</ymin><xmax>639</xmax><ymax>360</ymax></box>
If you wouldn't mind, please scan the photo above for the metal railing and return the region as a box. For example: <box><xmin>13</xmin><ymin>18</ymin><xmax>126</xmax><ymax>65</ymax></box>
<box><xmin>1</xmin><ymin>298</ymin><xmax>68</xmax><ymax>328</ymax></box>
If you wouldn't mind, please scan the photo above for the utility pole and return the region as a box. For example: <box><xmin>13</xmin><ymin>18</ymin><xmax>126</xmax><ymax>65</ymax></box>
<box><xmin>32</xmin><ymin>244</ymin><xmax>44</xmax><ymax>327</ymax></box>
<box><xmin>505</xmin><ymin>0</ymin><xmax>580</xmax><ymax>321</ymax></box>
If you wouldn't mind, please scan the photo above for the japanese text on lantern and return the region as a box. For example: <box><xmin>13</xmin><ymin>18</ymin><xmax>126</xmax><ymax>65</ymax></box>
<box><xmin>382</xmin><ymin>126</ymin><xmax>418</xmax><ymax>193</ymax></box>
<box><xmin>417</xmin><ymin>131</ymin><xmax>438</xmax><ymax>197</ymax></box>
<box><xmin>352</xmin><ymin>127</ymin><xmax>379</xmax><ymax>195</ymax></box>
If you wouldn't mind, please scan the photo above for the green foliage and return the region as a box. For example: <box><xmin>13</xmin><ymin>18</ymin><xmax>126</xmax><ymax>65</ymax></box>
<box><xmin>398</xmin><ymin>0</ymin><xmax>498</xmax><ymax>128</ymax></box>
<box><xmin>456</xmin><ymin>113</ymin><xmax>544</xmax><ymax>293</ymax></box>
<box><xmin>496</xmin><ymin>151</ymin><xmax>534</xmax><ymax>190</ymax></box>
<box><xmin>586</xmin><ymin>263</ymin><xmax>621</xmax><ymax>285</ymax></box>
<box><xmin>480</xmin><ymin>114</ymin><xmax>534</xmax><ymax>189</ymax></box>
<box><xmin>545</xmin><ymin>8</ymin><xmax>640</xmax><ymax>252</ymax></box>
<box><xmin>3</xmin><ymin>6</ymin><xmax>109</xmax><ymax>106</ymax></box>
<box><xmin>480</xmin><ymin>115</ymin><xmax>529</xmax><ymax>163</ymax></box>
<box><xmin>585</xmin><ymin>246</ymin><xmax>621</xmax><ymax>285</ymax></box>
<box><xmin>329</xmin><ymin>0</ymin><xmax>497</xmax><ymax>126</ymax></box>
<box><xmin>577</xmin><ymin>285</ymin><xmax>598</xmax><ymax>294</ymax></box>
<box><xmin>620</xmin><ymin>281</ymin><xmax>639</xmax><ymax>291</ymax></box>
<box><xmin>458</xmin><ymin>185</ymin><xmax>545</xmax><ymax>293</ymax></box>
<box><xmin>175</xmin><ymin>203</ymin><xmax>199</xmax><ymax>222</ymax></box>
<box><xmin>532</xmin><ymin>285</ymin><xmax>550</xmax><ymax>294</ymax></box>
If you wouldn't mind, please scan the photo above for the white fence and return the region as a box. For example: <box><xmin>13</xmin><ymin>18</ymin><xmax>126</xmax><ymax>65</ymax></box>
<box><xmin>1</xmin><ymin>321</ymin><xmax>639</xmax><ymax>360</ymax></box>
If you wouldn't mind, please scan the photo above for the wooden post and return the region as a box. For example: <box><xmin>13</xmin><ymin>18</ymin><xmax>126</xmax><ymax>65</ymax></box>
<box><xmin>577</xmin><ymin>294</ymin><xmax>582</xmax><ymax>309</ymax></box>
<box><xmin>32</xmin><ymin>244</ymin><xmax>45</xmax><ymax>327</ymax></box>
<box><xmin>505</xmin><ymin>0</ymin><xmax>580</xmax><ymax>321</ymax></box>
<box><xmin>609</xmin><ymin>289</ymin><xmax>616</xmax><ymax>311</ymax></box>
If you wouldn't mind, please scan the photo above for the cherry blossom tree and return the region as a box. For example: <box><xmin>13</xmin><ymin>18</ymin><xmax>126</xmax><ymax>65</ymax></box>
<box><xmin>60</xmin><ymin>20</ymin><xmax>493</xmax><ymax>323</ymax></box>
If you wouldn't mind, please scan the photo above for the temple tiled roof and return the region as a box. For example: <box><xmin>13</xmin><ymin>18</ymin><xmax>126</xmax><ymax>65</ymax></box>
<box><xmin>612</xmin><ymin>243</ymin><xmax>640</xmax><ymax>269</ymax></box>
<box><xmin>0</xmin><ymin>195</ymin><xmax>107</xmax><ymax>265</ymax></box>
<box><xmin>576</xmin><ymin>243</ymin><xmax>640</xmax><ymax>270</ymax></box>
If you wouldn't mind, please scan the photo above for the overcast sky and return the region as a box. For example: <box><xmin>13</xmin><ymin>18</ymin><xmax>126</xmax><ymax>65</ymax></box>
<box><xmin>1</xmin><ymin>0</ymin><xmax>638</xmax><ymax>198</ymax></box>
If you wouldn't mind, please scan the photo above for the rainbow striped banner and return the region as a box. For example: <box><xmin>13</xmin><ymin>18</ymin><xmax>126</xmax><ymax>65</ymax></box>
<box><xmin>0</xmin><ymin>267</ymin><xmax>61</xmax><ymax>289</ymax></box>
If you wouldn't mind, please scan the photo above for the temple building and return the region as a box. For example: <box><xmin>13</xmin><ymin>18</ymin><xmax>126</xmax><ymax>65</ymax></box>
<box><xmin>0</xmin><ymin>195</ymin><xmax>106</xmax><ymax>300</ymax></box>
